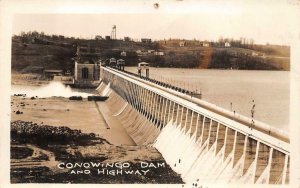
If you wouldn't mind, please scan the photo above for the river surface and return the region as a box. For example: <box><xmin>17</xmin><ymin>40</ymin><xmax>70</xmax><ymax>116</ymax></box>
<box><xmin>11</xmin><ymin>69</ymin><xmax>290</xmax><ymax>131</ymax></box>
<box><xmin>126</xmin><ymin>67</ymin><xmax>289</xmax><ymax>131</ymax></box>
<box><xmin>11</xmin><ymin>82</ymin><xmax>96</xmax><ymax>98</ymax></box>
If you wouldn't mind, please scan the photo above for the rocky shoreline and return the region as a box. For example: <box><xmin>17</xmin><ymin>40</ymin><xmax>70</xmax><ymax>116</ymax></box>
<box><xmin>11</xmin><ymin>121</ymin><xmax>183</xmax><ymax>184</ymax></box>
<box><xmin>10</xmin><ymin>80</ymin><xmax>183</xmax><ymax>184</ymax></box>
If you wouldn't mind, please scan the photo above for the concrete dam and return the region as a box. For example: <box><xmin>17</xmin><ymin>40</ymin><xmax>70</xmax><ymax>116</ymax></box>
<box><xmin>97</xmin><ymin>66</ymin><xmax>290</xmax><ymax>185</ymax></box>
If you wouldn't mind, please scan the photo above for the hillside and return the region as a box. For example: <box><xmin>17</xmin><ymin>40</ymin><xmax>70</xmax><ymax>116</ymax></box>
<box><xmin>11</xmin><ymin>36</ymin><xmax>156</xmax><ymax>73</ymax></box>
<box><xmin>11</xmin><ymin>39</ymin><xmax>76</xmax><ymax>73</ymax></box>
<box><xmin>11</xmin><ymin>35</ymin><xmax>290</xmax><ymax>74</ymax></box>
<box><xmin>209</xmin><ymin>47</ymin><xmax>290</xmax><ymax>70</ymax></box>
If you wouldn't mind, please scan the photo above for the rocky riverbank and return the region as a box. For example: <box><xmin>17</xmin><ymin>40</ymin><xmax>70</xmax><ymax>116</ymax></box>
<box><xmin>11</xmin><ymin>121</ymin><xmax>183</xmax><ymax>184</ymax></box>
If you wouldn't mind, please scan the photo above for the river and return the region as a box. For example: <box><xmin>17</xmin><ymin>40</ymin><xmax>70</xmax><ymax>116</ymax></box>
<box><xmin>126</xmin><ymin>67</ymin><xmax>289</xmax><ymax>131</ymax></box>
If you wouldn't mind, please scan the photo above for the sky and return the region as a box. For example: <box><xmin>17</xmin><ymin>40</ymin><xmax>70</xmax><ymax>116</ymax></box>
<box><xmin>12</xmin><ymin>0</ymin><xmax>298</xmax><ymax>45</ymax></box>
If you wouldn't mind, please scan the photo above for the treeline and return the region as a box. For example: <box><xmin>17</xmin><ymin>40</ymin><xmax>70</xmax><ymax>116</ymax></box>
<box><xmin>14</xmin><ymin>31</ymin><xmax>78</xmax><ymax>42</ymax></box>
<box><xmin>209</xmin><ymin>49</ymin><xmax>288</xmax><ymax>70</ymax></box>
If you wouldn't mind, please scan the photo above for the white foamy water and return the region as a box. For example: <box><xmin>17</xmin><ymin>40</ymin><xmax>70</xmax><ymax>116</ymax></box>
<box><xmin>11</xmin><ymin>81</ymin><xmax>94</xmax><ymax>98</ymax></box>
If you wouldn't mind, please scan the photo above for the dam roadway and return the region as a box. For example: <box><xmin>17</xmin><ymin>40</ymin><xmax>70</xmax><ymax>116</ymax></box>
<box><xmin>97</xmin><ymin>66</ymin><xmax>290</xmax><ymax>185</ymax></box>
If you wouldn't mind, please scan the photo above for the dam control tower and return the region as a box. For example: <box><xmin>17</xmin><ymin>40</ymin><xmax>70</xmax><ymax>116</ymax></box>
<box><xmin>74</xmin><ymin>45</ymin><xmax>101</xmax><ymax>88</ymax></box>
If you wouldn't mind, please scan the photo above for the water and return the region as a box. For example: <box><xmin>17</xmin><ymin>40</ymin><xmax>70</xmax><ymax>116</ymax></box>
<box><xmin>11</xmin><ymin>81</ymin><xmax>94</xmax><ymax>98</ymax></box>
<box><xmin>126</xmin><ymin>67</ymin><xmax>289</xmax><ymax>131</ymax></box>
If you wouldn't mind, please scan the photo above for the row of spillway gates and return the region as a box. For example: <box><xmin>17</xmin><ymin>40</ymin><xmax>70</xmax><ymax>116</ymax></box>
<box><xmin>96</xmin><ymin>66</ymin><xmax>290</xmax><ymax>185</ymax></box>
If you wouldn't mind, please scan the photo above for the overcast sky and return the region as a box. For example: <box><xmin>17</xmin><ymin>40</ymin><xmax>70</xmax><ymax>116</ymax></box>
<box><xmin>12</xmin><ymin>0</ymin><xmax>298</xmax><ymax>45</ymax></box>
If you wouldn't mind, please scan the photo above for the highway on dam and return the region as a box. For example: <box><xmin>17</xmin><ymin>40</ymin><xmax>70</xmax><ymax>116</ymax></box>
<box><xmin>98</xmin><ymin>66</ymin><xmax>290</xmax><ymax>185</ymax></box>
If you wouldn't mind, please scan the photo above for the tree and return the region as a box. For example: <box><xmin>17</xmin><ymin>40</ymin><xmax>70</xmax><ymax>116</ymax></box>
<box><xmin>250</xmin><ymin>39</ymin><xmax>254</xmax><ymax>49</ymax></box>
<box><xmin>32</xmin><ymin>30</ymin><xmax>39</xmax><ymax>37</ymax></box>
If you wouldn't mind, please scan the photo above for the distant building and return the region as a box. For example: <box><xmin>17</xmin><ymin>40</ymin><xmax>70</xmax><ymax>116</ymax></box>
<box><xmin>138</xmin><ymin>62</ymin><xmax>150</xmax><ymax>78</ymax></box>
<box><xmin>154</xmin><ymin>51</ymin><xmax>164</xmax><ymax>56</ymax></box>
<box><xmin>43</xmin><ymin>69</ymin><xmax>73</xmax><ymax>84</ymax></box>
<box><xmin>203</xmin><ymin>41</ymin><xmax>210</xmax><ymax>47</ymax></box>
<box><xmin>109</xmin><ymin>58</ymin><xmax>117</xmax><ymax>66</ymax></box>
<box><xmin>73</xmin><ymin>43</ymin><xmax>101</xmax><ymax>88</ymax></box>
<box><xmin>138</xmin><ymin>62</ymin><xmax>149</xmax><ymax>68</ymax></box>
<box><xmin>105</xmin><ymin>36</ymin><xmax>111</xmax><ymax>40</ymax></box>
<box><xmin>43</xmin><ymin>69</ymin><xmax>63</xmax><ymax>80</ymax></box>
<box><xmin>121</xmin><ymin>51</ymin><xmax>127</xmax><ymax>57</ymax></box>
<box><xmin>74</xmin><ymin>60</ymin><xmax>100</xmax><ymax>88</ymax></box>
<box><xmin>117</xmin><ymin>59</ymin><xmax>125</xmax><ymax>70</ymax></box>
<box><xmin>141</xmin><ymin>38</ymin><xmax>152</xmax><ymax>43</ymax></box>
<box><xmin>95</xmin><ymin>35</ymin><xmax>103</xmax><ymax>40</ymax></box>
<box><xmin>179</xmin><ymin>41</ymin><xmax>186</xmax><ymax>47</ymax></box>
<box><xmin>225</xmin><ymin>42</ymin><xmax>231</xmax><ymax>47</ymax></box>
<box><xmin>117</xmin><ymin>59</ymin><xmax>125</xmax><ymax>65</ymax></box>
<box><xmin>136</xmin><ymin>50</ymin><xmax>148</xmax><ymax>56</ymax></box>
<box><xmin>124</xmin><ymin>37</ymin><xmax>130</xmax><ymax>41</ymax></box>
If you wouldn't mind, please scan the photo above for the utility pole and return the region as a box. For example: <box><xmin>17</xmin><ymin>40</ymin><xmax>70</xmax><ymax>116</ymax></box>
<box><xmin>250</xmin><ymin>99</ymin><xmax>255</xmax><ymax>130</ymax></box>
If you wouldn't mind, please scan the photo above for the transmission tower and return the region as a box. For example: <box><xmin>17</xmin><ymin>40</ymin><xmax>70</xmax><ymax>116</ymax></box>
<box><xmin>111</xmin><ymin>25</ymin><xmax>116</xmax><ymax>40</ymax></box>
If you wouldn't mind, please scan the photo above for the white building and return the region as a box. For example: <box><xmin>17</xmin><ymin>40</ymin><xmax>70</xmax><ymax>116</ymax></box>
<box><xmin>225</xmin><ymin>42</ymin><xmax>231</xmax><ymax>47</ymax></box>
<box><xmin>154</xmin><ymin>51</ymin><xmax>164</xmax><ymax>56</ymax></box>
<box><xmin>74</xmin><ymin>61</ymin><xmax>100</xmax><ymax>87</ymax></box>
<box><xmin>203</xmin><ymin>42</ymin><xmax>210</xmax><ymax>47</ymax></box>
<box><xmin>121</xmin><ymin>51</ymin><xmax>127</xmax><ymax>57</ymax></box>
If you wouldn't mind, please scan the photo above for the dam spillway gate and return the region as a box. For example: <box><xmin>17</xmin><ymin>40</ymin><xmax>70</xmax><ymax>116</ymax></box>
<box><xmin>98</xmin><ymin>67</ymin><xmax>290</xmax><ymax>185</ymax></box>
